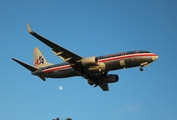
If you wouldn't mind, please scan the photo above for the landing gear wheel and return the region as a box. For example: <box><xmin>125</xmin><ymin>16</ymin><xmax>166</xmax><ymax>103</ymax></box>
<box><xmin>140</xmin><ymin>67</ymin><xmax>143</xmax><ymax>71</ymax></box>
<box><xmin>88</xmin><ymin>80</ymin><xmax>94</xmax><ymax>86</ymax></box>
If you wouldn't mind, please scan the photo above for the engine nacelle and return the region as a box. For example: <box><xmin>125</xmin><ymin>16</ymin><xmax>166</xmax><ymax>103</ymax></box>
<box><xmin>103</xmin><ymin>74</ymin><xmax>119</xmax><ymax>83</ymax></box>
<box><xmin>84</xmin><ymin>62</ymin><xmax>106</xmax><ymax>73</ymax></box>
<box><xmin>81</xmin><ymin>56</ymin><xmax>98</xmax><ymax>66</ymax></box>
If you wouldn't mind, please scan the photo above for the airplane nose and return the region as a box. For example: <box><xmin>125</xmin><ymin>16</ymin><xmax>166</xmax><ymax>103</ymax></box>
<box><xmin>152</xmin><ymin>55</ymin><xmax>159</xmax><ymax>61</ymax></box>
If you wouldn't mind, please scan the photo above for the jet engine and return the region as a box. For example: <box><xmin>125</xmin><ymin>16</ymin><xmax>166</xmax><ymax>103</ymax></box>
<box><xmin>103</xmin><ymin>74</ymin><xmax>119</xmax><ymax>83</ymax></box>
<box><xmin>81</xmin><ymin>56</ymin><xmax>98</xmax><ymax>66</ymax></box>
<box><xmin>83</xmin><ymin>62</ymin><xmax>106</xmax><ymax>73</ymax></box>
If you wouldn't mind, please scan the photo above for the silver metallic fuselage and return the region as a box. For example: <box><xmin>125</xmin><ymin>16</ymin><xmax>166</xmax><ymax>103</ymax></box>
<box><xmin>32</xmin><ymin>51</ymin><xmax>158</xmax><ymax>78</ymax></box>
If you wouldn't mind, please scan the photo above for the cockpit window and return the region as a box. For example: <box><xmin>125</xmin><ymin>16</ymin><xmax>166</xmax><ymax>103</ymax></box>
<box><xmin>127</xmin><ymin>51</ymin><xmax>135</xmax><ymax>54</ymax></box>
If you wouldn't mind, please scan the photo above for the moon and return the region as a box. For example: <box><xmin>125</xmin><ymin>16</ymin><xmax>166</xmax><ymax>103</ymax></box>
<box><xmin>59</xmin><ymin>86</ymin><xmax>63</xmax><ymax>90</ymax></box>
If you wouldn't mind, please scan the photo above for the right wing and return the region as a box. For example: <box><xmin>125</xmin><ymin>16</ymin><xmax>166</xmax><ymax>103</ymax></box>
<box><xmin>27</xmin><ymin>24</ymin><xmax>83</xmax><ymax>64</ymax></box>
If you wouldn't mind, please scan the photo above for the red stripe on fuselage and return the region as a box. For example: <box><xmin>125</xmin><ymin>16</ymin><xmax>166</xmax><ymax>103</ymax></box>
<box><xmin>42</xmin><ymin>53</ymin><xmax>156</xmax><ymax>73</ymax></box>
<box><xmin>43</xmin><ymin>65</ymin><xmax>70</xmax><ymax>73</ymax></box>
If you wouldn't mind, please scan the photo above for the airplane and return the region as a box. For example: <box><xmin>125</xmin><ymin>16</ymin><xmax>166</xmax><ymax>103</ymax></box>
<box><xmin>12</xmin><ymin>24</ymin><xmax>159</xmax><ymax>91</ymax></box>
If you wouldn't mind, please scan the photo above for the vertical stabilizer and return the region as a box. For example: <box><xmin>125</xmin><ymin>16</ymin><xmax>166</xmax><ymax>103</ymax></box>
<box><xmin>34</xmin><ymin>47</ymin><xmax>52</xmax><ymax>68</ymax></box>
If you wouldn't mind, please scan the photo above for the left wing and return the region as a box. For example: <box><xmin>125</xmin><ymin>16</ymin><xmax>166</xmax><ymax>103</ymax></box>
<box><xmin>27</xmin><ymin>24</ymin><xmax>83</xmax><ymax>63</ymax></box>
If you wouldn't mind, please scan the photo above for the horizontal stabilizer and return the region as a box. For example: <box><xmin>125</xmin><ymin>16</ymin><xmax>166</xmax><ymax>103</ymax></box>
<box><xmin>12</xmin><ymin>58</ymin><xmax>38</xmax><ymax>72</ymax></box>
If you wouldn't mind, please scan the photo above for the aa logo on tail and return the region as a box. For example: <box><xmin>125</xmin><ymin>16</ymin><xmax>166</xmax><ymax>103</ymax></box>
<box><xmin>34</xmin><ymin>56</ymin><xmax>44</xmax><ymax>66</ymax></box>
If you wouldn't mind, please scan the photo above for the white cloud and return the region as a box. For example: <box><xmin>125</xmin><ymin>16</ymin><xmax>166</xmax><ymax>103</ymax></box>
<box><xmin>117</xmin><ymin>101</ymin><xmax>142</xmax><ymax>115</ymax></box>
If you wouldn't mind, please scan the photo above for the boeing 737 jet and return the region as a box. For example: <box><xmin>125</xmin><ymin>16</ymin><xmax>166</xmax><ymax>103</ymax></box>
<box><xmin>12</xmin><ymin>24</ymin><xmax>159</xmax><ymax>91</ymax></box>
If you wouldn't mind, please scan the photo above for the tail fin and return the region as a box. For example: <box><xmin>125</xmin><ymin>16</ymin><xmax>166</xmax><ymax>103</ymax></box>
<box><xmin>34</xmin><ymin>47</ymin><xmax>52</xmax><ymax>68</ymax></box>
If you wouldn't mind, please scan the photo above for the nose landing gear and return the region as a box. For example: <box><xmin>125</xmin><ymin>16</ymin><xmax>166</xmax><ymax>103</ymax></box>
<box><xmin>140</xmin><ymin>62</ymin><xmax>149</xmax><ymax>71</ymax></box>
<box><xmin>139</xmin><ymin>67</ymin><xmax>143</xmax><ymax>71</ymax></box>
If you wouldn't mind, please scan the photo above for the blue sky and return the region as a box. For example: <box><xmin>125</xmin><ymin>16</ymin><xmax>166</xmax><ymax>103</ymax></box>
<box><xmin>1</xmin><ymin>0</ymin><xmax>177</xmax><ymax>120</ymax></box>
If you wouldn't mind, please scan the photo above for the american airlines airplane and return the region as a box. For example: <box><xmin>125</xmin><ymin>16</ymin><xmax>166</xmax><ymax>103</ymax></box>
<box><xmin>12</xmin><ymin>24</ymin><xmax>159</xmax><ymax>91</ymax></box>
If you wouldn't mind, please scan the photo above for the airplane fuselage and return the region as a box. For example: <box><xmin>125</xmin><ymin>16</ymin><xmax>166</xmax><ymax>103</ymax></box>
<box><xmin>33</xmin><ymin>50</ymin><xmax>158</xmax><ymax>78</ymax></box>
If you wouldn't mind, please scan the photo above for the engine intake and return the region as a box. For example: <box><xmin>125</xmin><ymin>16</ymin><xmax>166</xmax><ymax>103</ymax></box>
<box><xmin>81</xmin><ymin>56</ymin><xmax>98</xmax><ymax>66</ymax></box>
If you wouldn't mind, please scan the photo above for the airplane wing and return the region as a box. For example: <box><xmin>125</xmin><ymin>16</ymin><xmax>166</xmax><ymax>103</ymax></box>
<box><xmin>99</xmin><ymin>83</ymin><xmax>109</xmax><ymax>91</ymax></box>
<box><xmin>26</xmin><ymin>24</ymin><xmax>110</xmax><ymax>91</ymax></box>
<box><xmin>27</xmin><ymin>24</ymin><xmax>82</xmax><ymax>63</ymax></box>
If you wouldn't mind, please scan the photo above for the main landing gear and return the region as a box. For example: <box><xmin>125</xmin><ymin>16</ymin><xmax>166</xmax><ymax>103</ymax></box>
<box><xmin>88</xmin><ymin>79</ymin><xmax>101</xmax><ymax>87</ymax></box>
<box><xmin>88</xmin><ymin>80</ymin><xmax>94</xmax><ymax>86</ymax></box>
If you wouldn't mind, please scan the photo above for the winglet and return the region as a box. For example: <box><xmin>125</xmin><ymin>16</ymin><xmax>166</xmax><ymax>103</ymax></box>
<box><xmin>27</xmin><ymin>23</ymin><xmax>33</xmax><ymax>33</ymax></box>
